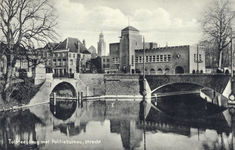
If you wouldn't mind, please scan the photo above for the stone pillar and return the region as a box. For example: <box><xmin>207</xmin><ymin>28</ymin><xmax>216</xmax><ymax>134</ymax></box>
<box><xmin>74</xmin><ymin>73</ymin><xmax>80</xmax><ymax>80</ymax></box>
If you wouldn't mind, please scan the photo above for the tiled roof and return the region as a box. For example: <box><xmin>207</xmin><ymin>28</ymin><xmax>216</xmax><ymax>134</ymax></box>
<box><xmin>81</xmin><ymin>49</ymin><xmax>91</xmax><ymax>54</ymax></box>
<box><xmin>54</xmin><ymin>37</ymin><xmax>88</xmax><ymax>53</ymax></box>
<box><xmin>122</xmin><ymin>26</ymin><xmax>139</xmax><ymax>32</ymax></box>
<box><xmin>44</xmin><ymin>42</ymin><xmax>59</xmax><ymax>50</ymax></box>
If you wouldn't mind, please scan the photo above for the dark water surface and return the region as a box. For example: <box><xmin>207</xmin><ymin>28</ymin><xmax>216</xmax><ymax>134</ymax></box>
<box><xmin>0</xmin><ymin>93</ymin><xmax>234</xmax><ymax>150</ymax></box>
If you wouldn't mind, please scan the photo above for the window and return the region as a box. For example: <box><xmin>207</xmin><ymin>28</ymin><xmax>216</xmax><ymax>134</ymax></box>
<box><xmin>135</xmin><ymin>57</ymin><xmax>138</xmax><ymax>63</ymax></box>
<box><xmin>160</xmin><ymin>55</ymin><xmax>163</xmax><ymax>62</ymax></box>
<box><xmin>168</xmin><ymin>55</ymin><xmax>171</xmax><ymax>61</ymax></box>
<box><xmin>164</xmin><ymin>55</ymin><xmax>167</xmax><ymax>62</ymax></box>
<box><xmin>70</xmin><ymin>59</ymin><xmax>73</xmax><ymax>65</ymax></box>
<box><xmin>153</xmin><ymin>55</ymin><xmax>155</xmax><ymax>62</ymax></box>
<box><xmin>113</xmin><ymin>58</ymin><xmax>120</xmax><ymax>64</ymax></box>
<box><xmin>103</xmin><ymin>59</ymin><xmax>105</xmax><ymax>62</ymax></box>
<box><xmin>156</xmin><ymin>55</ymin><xmax>159</xmax><ymax>62</ymax></box>
<box><xmin>107</xmin><ymin>59</ymin><xmax>109</xmax><ymax>62</ymax></box>
<box><xmin>199</xmin><ymin>54</ymin><xmax>202</xmax><ymax>62</ymax></box>
<box><xmin>69</xmin><ymin>53</ymin><xmax>71</xmax><ymax>58</ymax></box>
<box><xmin>146</xmin><ymin>56</ymin><xmax>148</xmax><ymax>62</ymax></box>
<box><xmin>194</xmin><ymin>54</ymin><xmax>202</xmax><ymax>63</ymax></box>
<box><xmin>132</xmin><ymin>55</ymin><xmax>134</xmax><ymax>66</ymax></box>
<box><xmin>139</xmin><ymin>56</ymin><xmax>142</xmax><ymax>63</ymax></box>
<box><xmin>63</xmin><ymin>59</ymin><xmax>66</xmax><ymax>66</ymax></box>
<box><xmin>58</xmin><ymin>59</ymin><xmax>61</xmax><ymax>66</ymax></box>
<box><xmin>73</xmin><ymin>54</ymin><xmax>75</xmax><ymax>58</ymax></box>
<box><xmin>149</xmin><ymin>56</ymin><xmax>152</xmax><ymax>62</ymax></box>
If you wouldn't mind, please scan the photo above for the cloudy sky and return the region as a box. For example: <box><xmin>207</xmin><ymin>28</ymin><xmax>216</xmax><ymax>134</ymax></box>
<box><xmin>53</xmin><ymin>0</ymin><xmax>211</xmax><ymax>53</ymax></box>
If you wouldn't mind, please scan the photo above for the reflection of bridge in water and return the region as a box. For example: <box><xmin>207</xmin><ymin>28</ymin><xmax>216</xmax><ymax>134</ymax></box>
<box><xmin>2</xmin><ymin>98</ymin><xmax>235</xmax><ymax>150</ymax></box>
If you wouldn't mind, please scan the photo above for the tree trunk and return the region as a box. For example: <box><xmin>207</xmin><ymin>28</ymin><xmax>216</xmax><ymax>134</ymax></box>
<box><xmin>2</xmin><ymin>55</ymin><xmax>15</xmax><ymax>102</ymax></box>
<box><xmin>218</xmin><ymin>50</ymin><xmax>223</xmax><ymax>68</ymax></box>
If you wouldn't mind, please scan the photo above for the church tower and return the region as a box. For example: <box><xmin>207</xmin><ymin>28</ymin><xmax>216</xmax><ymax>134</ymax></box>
<box><xmin>97</xmin><ymin>31</ymin><xmax>106</xmax><ymax>56</ymax></box>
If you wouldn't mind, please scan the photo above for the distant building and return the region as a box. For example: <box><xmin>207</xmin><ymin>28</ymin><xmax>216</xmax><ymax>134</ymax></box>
<box><xmin>88</xmin><ymin>45</ymin><xmax>98</xmax><ymax>59</ymax></box>
<box><xmin>97</xmin><ymin>31</ymin><xmax>106</xmax><ymax>56</ymax></box>
<box><xmin>40</xmin><ymin>37</ymin><xmax>91</xmax><ymax>77</ymax></box>
<box><xmin>107</xmin><ymin>26</ymin><xmax>158</xmax><ymax>73</ymax></box>
<box><xmin>101</xmin><ymin>56</ymin><xmax>111</xmax><ymax>73</ymax></box>
<box><xmin>135</xmin><ymin>45</ymin><xmax>205</xmax><ymax>74</ymax></box>
<box><xmin>102</xmin><ymin>26</ymin><xmax>205</xmax><ymax>74</ymax></box>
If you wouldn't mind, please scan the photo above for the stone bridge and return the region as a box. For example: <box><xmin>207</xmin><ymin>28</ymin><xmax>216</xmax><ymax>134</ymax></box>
<box><xmin>29</xmin><ymin>73</ymin><xmax>90</xmax><ymax>105</ymax></box>
<box><xmin>141</xmin><ymin>74</ymin><xmax>234</xmax><ymax>99</ymax></box>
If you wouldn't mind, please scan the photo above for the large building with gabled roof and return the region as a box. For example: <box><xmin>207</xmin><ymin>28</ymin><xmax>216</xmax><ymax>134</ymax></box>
<box><xmin>40</xmin><ymin>37</ymin><xmax>90</xmax><ymax>77</ymax></box>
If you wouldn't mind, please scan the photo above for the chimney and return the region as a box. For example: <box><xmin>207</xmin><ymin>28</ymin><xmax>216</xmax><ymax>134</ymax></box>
<box><xmin>83</xmin><ymin>39</ymin><xmax>86</xmax><ymax>47</ymax></box>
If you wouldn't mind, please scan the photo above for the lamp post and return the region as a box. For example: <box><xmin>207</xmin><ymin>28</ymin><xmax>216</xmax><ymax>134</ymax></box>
<box><xmin>231</xmin><ymin>27</ymin><xmax>233</xmax><ymax>78</ymax></box>
<box><xmin>142</xmin><ymin>37</ymin><xmax>146</xmax><ymax>97</ymax></box>
<box><xmin>197</xmin><ymin>44</ymin><xmax>199</xmax><ymax>74</ymax></box>
<box><xmin>143</xmin><ymin>37</ymin><xmax>145</xmax><ymax>79</ymax></box>
<box><xmin>229</xmin><ymin>27</ymin><xmax>235</xmax><ymax>103</ymax></box>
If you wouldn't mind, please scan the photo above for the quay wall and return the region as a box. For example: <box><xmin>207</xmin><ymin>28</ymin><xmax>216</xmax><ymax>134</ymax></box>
<box><xmin>104</xmin><ymin>74</ymin><xmax>141</xmax><ymax>96</ymax></box>
<box><xmin>79</xmin><ymin>74</ymin><xmax>106</xmax><ymax>96</ymax></box>
<box><xmin>79</xmin><ymin>74</ymin><xmax>142</xmax><ymax>96</ymax></box>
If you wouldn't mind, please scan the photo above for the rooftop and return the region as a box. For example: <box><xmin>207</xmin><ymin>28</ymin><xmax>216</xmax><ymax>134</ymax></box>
<box><xmin>122</xmin><ymin>26</ymin><xmax>139</xmax><ymax>32</ymax></box>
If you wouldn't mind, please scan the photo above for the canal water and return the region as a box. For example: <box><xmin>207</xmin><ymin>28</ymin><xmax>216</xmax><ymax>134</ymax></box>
<box><xmin>0</xmin><ymin>93</ymin><xmax>234</xmax><ymax>150</ymax></box>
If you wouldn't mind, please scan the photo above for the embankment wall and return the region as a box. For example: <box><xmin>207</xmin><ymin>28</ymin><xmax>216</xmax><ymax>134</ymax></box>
<box><xmin>79</xmin><ymin>74</ymin><xmax>142</xmax><ymax>96</ymax></box>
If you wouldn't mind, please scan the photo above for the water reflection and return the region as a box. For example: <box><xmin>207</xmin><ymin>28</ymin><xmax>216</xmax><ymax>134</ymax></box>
<box><xmin>50</xmin><ymin>100</ymin><xmax>77</xmax><ymax>120</ymax></box>
<box><xmin>0</xmin><ymin>109</ymin><xmax>44</xmax><ymax>150</ymax></box>
<box><xmin>0</xmin><ymin>93</ymin><xmax>235</xmax><ymax>150</ymax></box>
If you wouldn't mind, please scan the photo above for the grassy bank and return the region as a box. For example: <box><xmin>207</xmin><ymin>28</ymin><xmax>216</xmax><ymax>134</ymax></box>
<box><xmin>0</xmin><ymin>77</ymin><xmax>43</xmax><ymax>110</ymax></box>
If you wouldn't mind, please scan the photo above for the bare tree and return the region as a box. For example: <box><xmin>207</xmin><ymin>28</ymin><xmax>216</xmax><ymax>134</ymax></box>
<box><xmin>0</xmin><ymin>0</ymin><xmax>58</xmax><ymax>101</ymax></box>
<box><xmin>200</xmin><ymin>0</ymin><xmax>235</xmax><ymax>68</ymax></box>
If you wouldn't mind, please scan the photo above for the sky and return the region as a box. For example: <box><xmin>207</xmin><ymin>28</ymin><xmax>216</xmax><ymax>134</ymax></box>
<box><xmin>52</xmin><ymin>0</ymin><xmax>210</xmax><ymax>53</ymax></box>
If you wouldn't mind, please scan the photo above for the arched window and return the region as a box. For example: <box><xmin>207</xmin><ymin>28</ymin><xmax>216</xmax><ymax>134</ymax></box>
<box><xmin>175</xmin><ymin>66</ymin><xmax>184</xmax><ymax>74</ymax></box>
<box><xmin>150</xmin><ymin>68</ymin><xmax>156</xmax><ymax>75</ymax></box>
<box><xmin>157</xmin><ymin>68</ymin><xmax>163</xmax><ymax>74</ymax></box>
<box><xmin>165</xmin><ymin>68</ymin><xmax>170</xmax><ymax>74</ymax></box>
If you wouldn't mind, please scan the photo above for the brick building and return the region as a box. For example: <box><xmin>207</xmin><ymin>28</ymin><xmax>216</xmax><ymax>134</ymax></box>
<box><xmin>135</xmin><ymin>45</ymin><xmax>205</xmax><ymax>74</ymax></box>
<box><xmin>103</xmin><ymin>26</ymin><xmax>205</xmax><ymax>74</ymax></box>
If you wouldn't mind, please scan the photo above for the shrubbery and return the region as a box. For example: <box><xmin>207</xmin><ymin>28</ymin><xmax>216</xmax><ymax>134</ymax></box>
<box><xmin>2</xmin><ymin>77</ymin><xmax>43</xmax><ymax>105</ymax></box>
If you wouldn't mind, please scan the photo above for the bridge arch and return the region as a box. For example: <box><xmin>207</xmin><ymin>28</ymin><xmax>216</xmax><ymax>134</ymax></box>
<box><xmin>51</xmin><ymin>81</ymin><xmax>77</xmax><ymax>97</ymax></box>
<box><xmin>151</xmin><ymin>83</ymin><xmax>204</xmax><ymax>94</ymax></box>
